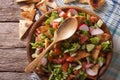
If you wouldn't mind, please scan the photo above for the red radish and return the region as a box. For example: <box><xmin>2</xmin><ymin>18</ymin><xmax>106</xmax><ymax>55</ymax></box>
<box><xmin>78</xmin><ymin>24</ymin><xmax>89</xmax><ymax>31</ymax></box>
<box><xmin>67</xmin><ymin>9</ymin><xmax>78</xmax><ymax>17</ymax></box>
<box><xmin>91</xmin><ymin>28</ymin><xmax>104</xmax><ymax>35</ymax></box>
<box><xmin>41</xmin><ymin>57</ymin><xmax>47</xmax><ymax>66</ymax></box>
<box><xmin>85</xmin><ymin>63</ymin><xmax>93</xmax><ymax>68</ymax></box>
<box><xmin>86</xmin><ymin>64</ymin><xmax>100</xmax><ymax>76</ymax></box>
<box><xmin>86</xmin><ymin>68</ymin><xmax>97</xmax><ymax>76</ymax></box>
<box><xmin>59</xmin><ymin>11</ymin><xmax>67</xmax><ymax>18</ymax></box>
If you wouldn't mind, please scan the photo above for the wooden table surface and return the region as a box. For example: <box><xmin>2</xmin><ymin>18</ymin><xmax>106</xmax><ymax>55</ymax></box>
<box><xmin>0</xmin><ymin>0</ymin><xmax>31</xmax><ymax>80</ymax></box>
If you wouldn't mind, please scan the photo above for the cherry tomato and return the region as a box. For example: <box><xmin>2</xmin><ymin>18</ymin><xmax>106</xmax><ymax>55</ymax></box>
<box><xmin>90</xmin><ymin>16</ymin><xmax>98</xmax><ymax>23</ymax></box>
<box><xmin>67</xmin><ymin>56</ymin><xmax>74</xmax><ymax>62</ymax></box>
<box><xmin>52</xmin><ymin>22</ymin><xmax>59</xmax><ymax>29</ymax></box>
<box><xmin>62</xmin><ymin>62</ymin><xmax>69</xmax><ymax>72</ymax></box>
<box><xmin>54</xmin><ymin>48</ymin><xmax>61</xmax><ymax>55</ymax></box>
<box><xmin>74</xmin><ymin>70</ymin><xmax>79</xmax><ymax>75</ymax></box>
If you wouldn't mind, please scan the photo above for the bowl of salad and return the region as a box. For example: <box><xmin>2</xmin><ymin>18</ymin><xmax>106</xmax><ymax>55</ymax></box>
<box><xmin>27</xmin><ymin>6</ymin><xmax>113</xmax><ymax>80</ymax></box>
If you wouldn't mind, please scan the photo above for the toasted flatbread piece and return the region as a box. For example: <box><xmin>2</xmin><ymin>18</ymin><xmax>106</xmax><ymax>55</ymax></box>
<box><xmin>19</xmin><ymin>20</ymin><xmax>33</xmax><ymax>39</ymax></box>
<box><xmin>20</xmin><ymin>4</ymin><xmax>35</xmax><ymax>11</ymax></box>
<box><xmin>27</xmin><ymin>0</ymin><xmax>40</xmax><ymax>3</ymax></box>
<box><xmin>88</xmin><ymin>0</ymin><xmax>105</xmax><ymax>9</ymax></box>
<box><xmin>91</xmin><ymin>64</ymin><xmax>100</xmax><ymax>74</ymax></box>
<box><xmin>79</xmin><ymin>0</ymin><xmax>88</xmax><ymax>4</ymax></box>
<box><xmin>92</xmin><ymin>45</ymin><xmax>101</xmax><ymax>60</ymax></box>
<box><xmin>21</xmin><ymin>9</ymin><xmax>36</xmax><ymax>21</ymax></box>
<box><xmin>75</xmin><ymin>51</ymin><xmax>90</xmax><ymax>60</ymax></box>
<box><xmin>16</xmin><ymin>0</ymin><xmax>39</xmax><ymax>3</ymax></box>
<box><xmin>64</xmin><ymin>0</ymin><xmax>76</xmax><ymax>3</ymax></box>
<box><xmin>46</xmin><ymin>0</ymin><xmax>58</xmax><ymax>9</ymax></box>
<box><xmin>16</xmin><ymin>0</ymin><xmax>28</xmax><ymax>3</ymax></box>
<box><xmin>36</xmin><ymin>0</ymin><xmax>48</xmax><ymax>13</ymax></box>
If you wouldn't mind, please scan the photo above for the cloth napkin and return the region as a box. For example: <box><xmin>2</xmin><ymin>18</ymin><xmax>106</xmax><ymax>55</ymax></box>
<box><xmin>31</xmin><ymin>0</ymin><xmax>120</xmax><ymax>80</ymax></box>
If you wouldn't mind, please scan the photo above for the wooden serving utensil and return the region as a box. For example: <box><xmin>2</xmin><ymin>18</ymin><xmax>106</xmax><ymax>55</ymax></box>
<box><xmin>25</xmin><ymin>17</ymin><xmax>78</xmax><ymax>73</ymax></box>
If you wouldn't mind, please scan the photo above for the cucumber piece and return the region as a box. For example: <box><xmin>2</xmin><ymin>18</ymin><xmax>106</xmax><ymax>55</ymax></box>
<box><xmin>82</xmin><ymin>44</ymin><xmax>86</xmax><ymax>50</ymax></box>
<box><xmin>86</xmin><ymin>44</ymin><xmax>95</xmax><ymax>52</ymax></box>
<box><xmin>94</xmin><ymin>19</ymin><xmax>103</xmax><ymax>28</ymax></box>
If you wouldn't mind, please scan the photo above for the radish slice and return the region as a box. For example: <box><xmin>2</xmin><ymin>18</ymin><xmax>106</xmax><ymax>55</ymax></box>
<box><xmin>41</xmin><ymin>57</ymin><xmax>47</xmax><ymax>66</ymax></box>
<box><xmin>78</xmin><ymin>24</ymin><xmax>89</xmax><ymax>31</ymax></box>
<box><xmin>85</xmin><ymin>63</ymin><xmax>93</xmax><ymax>68</ymax></box>
<box><xmin>91</xmin><ymin>28</ymin><xmax>104</xmax><ymax>35</ymax></box>
<box><xmin>53</xmin><ymin>18</ymin><xmax>63</xmax><ymax>23</ymax></box>
<box><xmin>86</xmin><ymin>68</ymin><xmax>97</xmax><ymax>76</ymax></box>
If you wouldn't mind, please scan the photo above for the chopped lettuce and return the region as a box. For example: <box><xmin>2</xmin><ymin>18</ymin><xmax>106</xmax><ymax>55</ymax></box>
<box><xmin>48</xmin><ymin>28</ymin><xmax>55</xmax><ymax>35</ymax></box>
<box><xmin>101</xmin><ymin>41</ymin><xmax>112</xmax><ymax>51</ymax></box>
<box><xmin>90</xmin><ymin>37</ymin><xmax>100</xmax><ymax>44</ymax></box>
<box><xmin>64</xmin><ymin>43</ymin><xmax>80</xmax><ymax>53</ymax></box>
<box><xmin>49</xmin><ymin>65</ymin><xmax>68</xmax><ymax>80</ymax></box>
<box><xmin>98</xmin><ymin>56</ymin><xmax>105</xmax><ymax>63</ymax></box>
<box><xmin>97</xmin><ymin>56</ymin><xmax>105</xmax><ymax>67</ymax></box>
<box><xmin>80</xmin><ymin>30</ymin><xmax>89</xmax><ymax>36</ymax></box>
<box><xmin>79</xmin><ymin>70</ymin><xmax>87</xmax><ymax>80</ymax></box>
<box><xmin>79</xmin><ymin>12</ymin><xmax>86</xmax><ymax>16</ymax></box>
<box><xmin>45</xmin><ymin>11</ymin><xmax>58</xmax><ymax>25</ymax></box>
<box><xmin>31</xmin><ymin>42</ymin><xmax>44</xmax><ymax>49</ymax></box>
<box><xmin>85</xmin><ymin>19</ymin><xmax>93</xmax><ymax>26</ymax></box>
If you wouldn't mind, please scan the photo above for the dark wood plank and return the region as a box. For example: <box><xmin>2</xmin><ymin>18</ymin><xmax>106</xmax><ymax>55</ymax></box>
<box><xmin>0</xmin><ymin>72</ymin><xmax>30</xmax><ymax>80</ymax></box>
<box><xmin>0</xmin><ymin>0</ymin><xmax>21</xmax><ymax>21</ymax></box>
<box><xmin>0</xmin><ymin>23</ymin><xmax>26</xmax><ymax>48</ymax></box>
<box><xmin>0</xmin><ymin>48</ymin><xmax>29</xmax><ymax>72</ymax></box>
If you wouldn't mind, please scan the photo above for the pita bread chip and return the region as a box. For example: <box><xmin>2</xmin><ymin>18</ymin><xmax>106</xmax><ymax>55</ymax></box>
<box><xmin>36</xmin><ymin>0</ymin><xmax>48</xmax><ymax>13</ymax></box>
<box><xmin>88</xmin><ymin>0</ymin><xmax>105</xmax><ymax>10</ymax></box>
<box><xmin>92</xmin><ymin>45</ymin><xmax>101</xmax><ymax>60</ymax></box>
<box><xmin>27</xmin><ymin>0</ymin><xmax>40</xmax><ymax>3</ymax></box>
<box><xmin>16</xmin><ymin>0</ymin><xmax>28</xmax><ymax>3</ymax></box>
<box><xmin>19</xmin><ymin>20</ymin><xmax>33</xmax><ymax>39</ymax></box>
<box><xmin>21</xmin><ymin>9</ymin><xmax>36</xmax><ymax>21</ymax></box>
<box><xmin>46</xmin><ymin>0</ymin><xmax>58</xmax><ymax>9</ymax></box>
<box><xmin>75</xmin><ymin>51</ymin><xmax>90</xmax><ymax>60</ymax></box>
<box><xmin>64</xmin><ymin>0</ymin><xmax>76</xmax><ymax>3</ymax></box>
<box><xmin>79</xmin><ymin>0</ymin><xmax>88</xmax><ymax>4</ymax></box>
<box><xmin>20</xmin><ymin>4</ymin><xmax>35</xmax><ymax>11</ymax></box>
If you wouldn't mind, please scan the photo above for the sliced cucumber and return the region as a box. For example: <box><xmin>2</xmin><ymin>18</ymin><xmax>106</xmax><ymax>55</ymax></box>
<box><xmin>82</xmin><ymin>44</ymin><xmax>86</xmax><ymax>50</ymax></box>
<box><xmin>95</xmin><ymin>19</ymin><xmax>103</xmax><ymax>28</ymax></box>
<box><xmin>86</xmin><ymin>44</ymin><xmax>95</xmax><ymax>52</ymax></box>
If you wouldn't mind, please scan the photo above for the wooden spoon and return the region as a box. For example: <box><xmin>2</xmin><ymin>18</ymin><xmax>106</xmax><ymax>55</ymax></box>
<box><xmin>25</xmin><ymin>17</ymin><xmax>78</xmax><ymax>73</ymax></box>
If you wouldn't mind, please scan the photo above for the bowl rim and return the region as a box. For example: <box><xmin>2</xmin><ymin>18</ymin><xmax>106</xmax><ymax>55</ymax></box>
<box><xmin>27</xmin><ymin>6</ymin><xmax>113</xmax><ymax>79</ymax></box>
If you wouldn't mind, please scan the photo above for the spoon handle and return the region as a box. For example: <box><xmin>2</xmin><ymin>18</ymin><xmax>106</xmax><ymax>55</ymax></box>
<box><xmin>25</xmin><ymin>41</ymin><xmax>55</xmax><ymax>73</ymax></box>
